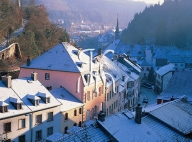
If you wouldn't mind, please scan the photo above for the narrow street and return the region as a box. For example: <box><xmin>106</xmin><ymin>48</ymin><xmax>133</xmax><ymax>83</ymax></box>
<box><xmin>139</xmin><ymin>87</ymin><xmax>158</xmax><ymax>108</ymax></box>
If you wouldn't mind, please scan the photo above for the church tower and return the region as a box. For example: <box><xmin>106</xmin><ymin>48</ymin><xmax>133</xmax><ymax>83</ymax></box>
<box><xmin>115</xmin><ymin>13</ymin><xmax>120</xmax><ymax>39</ymax></box>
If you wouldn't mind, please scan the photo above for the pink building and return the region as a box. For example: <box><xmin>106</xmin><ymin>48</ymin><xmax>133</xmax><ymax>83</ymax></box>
<box><xmin>19</xmin><ymin>42</ymin><xmax>105</xmax><ymax>121</ymax></box>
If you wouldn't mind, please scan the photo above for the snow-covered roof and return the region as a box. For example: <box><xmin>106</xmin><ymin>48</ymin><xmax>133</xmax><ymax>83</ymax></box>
<box><xmin>67</xmin><ymin>126</ymin><xmax>83</xmax><ymax>134</ymax></box>
<box><xmin>9</xmin><ymin>97</ymin><xmax>23</xmax><ymax>103</ymax></box>
<box><xmin>143</xmin><ymin>115</ymin><xmax>190</xmax><ymax>142</ymax></box>
<box><xmin>46</xmin><ymin>124</ymin><xmax>110</xmax><ymax>142</ymax></box>
<box><xmin>156</xmin><ymin>63</ymin><xmax>175</xmax><ymax>76</ymax></box>
<box><xmin>98</xmin><ymin>112</ymin><xmax>161</xmax><ymax>142</ymax></box>
<box><xmin>160</xmin><ymin>70</ymin><xmax>192</xmax><ymax>102</ymax></box>
<box><xmin>149</xmin><ymin>99</ymin><xmax>192</xmax><ymax>135</ymax></box>
<box><xmin>21</xmin><ymin>42</ymin><xmax>100</xmax><ymax>73</ymax></box>
<box><xmin>11</xmin><ymin>77</ymin><xmax>61</xmax><ymax>112</ymax></box>
<box><xmin>50</xmin><ymin>88</ymin><xmax>83</xmax><ymax>112</ymax></box>
<box><xmin>0</xmin><ymin>81</ymin><xmax>31</xmax><ymax>120</ymax></box>
<box><xmin>138</xmin><ymin>59</ymin><xmax>150</xmax><ymax>66</ymax></box>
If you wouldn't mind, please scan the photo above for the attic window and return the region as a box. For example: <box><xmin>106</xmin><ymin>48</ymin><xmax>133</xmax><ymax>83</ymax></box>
<box><xmin>38</xmin><ymin>92</ymin><xmax>51</xmax><ymax>104</ymax></box>
<box><xmin>27</xmin><ymin>95</ymin><xmax>41</xmax><ymax>106</ymax></box>
<box><xmin>0</xmin><ymin>101</ymin><xmax>9</xmax><ymax>113</ymax></box>
<box><xmin>9</xmin><ymin>97</ymin><xmax>23</xmax><ymax>110</ymax></box>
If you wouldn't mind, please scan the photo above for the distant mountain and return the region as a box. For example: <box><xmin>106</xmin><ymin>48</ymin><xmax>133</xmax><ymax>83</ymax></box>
<box><xmin>36</xmin><ymin>0</ymin><xmax>146</xmax><ymax>28</ymax></box>
<box><xmin>121</xmin><ymin>0</ymin><xmax>192</xmax><ymax>49</ymax></box>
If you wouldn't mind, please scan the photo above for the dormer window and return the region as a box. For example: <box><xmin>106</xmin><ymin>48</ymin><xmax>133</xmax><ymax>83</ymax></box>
<box><xmin>2</xmin><ymin>106</ymin><xmax>8</xmax><ymax>113</ymax></box>
<box><xmin>35</xmin><ymin>100</ymin><xmax>40</xmax><ymax>106</ymax></box>
<box><xmin>38</xmin><ymin>92</ymin><xmax>51</xmax><ymax>104</ymax></box>
<box><xmin>27</xmin><ymin>95</ymin><xmax>41</xmax><ymax>106</ymax></box>
<box><xmin>9</xmin><ymin>97</ymin><xmax>23</xmax><ymax>110</ymax></box>
<box><xmin>0</xmin><ymin>101</ymin><xmax>9</xmax><ymax>113</ymax></box>
<box><xmin>46</xmin><ymin>97</ymin><xmax>50</xmax><ymax>103</ymax></box>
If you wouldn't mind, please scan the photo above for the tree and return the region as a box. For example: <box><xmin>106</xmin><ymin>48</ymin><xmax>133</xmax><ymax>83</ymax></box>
<box><xmin>147</xmin><ymin>67</ymin><xmax>155</xmax><ymax>83</ymax></box>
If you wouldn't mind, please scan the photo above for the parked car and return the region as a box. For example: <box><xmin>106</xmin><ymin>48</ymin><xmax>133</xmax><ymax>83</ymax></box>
<box><xmin>143</xmin><ymin>97</ymin><xmax>148</xmax><ymax>104</ymax></box>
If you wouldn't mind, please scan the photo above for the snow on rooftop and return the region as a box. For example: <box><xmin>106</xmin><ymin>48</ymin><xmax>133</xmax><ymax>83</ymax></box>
<box><xmin>156</xmin><ymin>63</ymin><xmax>175</xmax><ymax>76</ymax></box>
<box><xmin>67</xmin><ymin>126</ymin><xmax>83</xmax><ymax>134</ymax></box>
<box><xmin>46</xmin><ymin>124</ymin><xmax>110</xmax><ymax>142</ymax></box>
<box><xmin>27</xmin><ymin>94</ymin><xmax>40</xmax><ymax>100</ymax></box>
<box><xmin>11</xmin><ymin>78</ymin><xmax>61</xmax><ymax>112</ymax></box>
<box><xmin>160</xmin><ymin>70</ymin><xmax>192</xmax><ymax>102</ymax></box>
<box><xmin>9</xmin><ymin>97</ymin><xmax>23</xmax><ymax>103</ymax></box>
<box><xmin>98</xmin><ymin>112</ymin><xmax>161</xmax><ymax>142</ymax></box>
<box><xmin>46</xmin><ymin>132</ymin><xmax>68</xmax><ymax>142</ymax></box>
<box><xmin>0</xmin><ymin>81</ymin><xmax>31</xmax><ymax>119</ymax></box>
<box><xmin>50</xmin><ymin>88</ymin><xmax>83</xmax><ymax>112</ymax></box>
<box><xmin>149</xmin><ymin>99</ymin><xmax>192</xmax><ymax>135</ymax></box>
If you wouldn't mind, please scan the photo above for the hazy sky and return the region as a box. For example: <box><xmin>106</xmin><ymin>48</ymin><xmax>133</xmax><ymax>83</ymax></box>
<box><xmin>133</xmin><ymin>0</ymin><xmax>164</xmax><ymax>5</ymax></box>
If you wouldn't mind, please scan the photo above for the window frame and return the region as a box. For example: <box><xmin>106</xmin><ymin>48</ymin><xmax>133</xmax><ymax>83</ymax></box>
<box><xmin>36</xmin><ymin>114</ymin><xmax>42</xmax><ymax>125</ymax></box>
<box><xmin>36</xmin><ymin>130</ymin><xmax>42</xmax><ymax>141</ymax></box>
<box><xmin>65</xmin><ymin>113</ymin><xmax>68</xmax><ymax>120</ymax></box>
<box><xmin>47</xmin><ymin>127</ymin><xmax>53</xmax><ymax>136</ymax></box>
<box><xmin>45</xmin><ymin>73</ymin><xmax>50</xmax><ymax>80</ymax></box>
<box><xmin>3</xmin><ymin>122</ymin><xmax>11</xmax><ymax>133</ymax></box>
<box><xmin>18</xmin><ymin>119</ymin><xmax>25</xmax><ymax>129</ymax></box>
<box><xmin>47</xmin><ymin>112</ymin><xmax>53</xmax><ymax>122</ymax></box>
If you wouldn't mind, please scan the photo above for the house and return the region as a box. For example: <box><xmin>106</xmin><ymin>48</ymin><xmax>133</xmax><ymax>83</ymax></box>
<box><xmin>45</xmin><ymin>121</ymin><xmax>110</xmax><ymax>142</ymax></box>
<box><xmin>138</xmin><ymin>59</ymin><xmax>151</xmax><ymax>79</ymax></box>
<box><xmin>158</xmin><ymin>70</ymin><xmax>192</xmax><ymax>104</ymax></box>
<box><xmin>19</xmin><ymin>42</ymin><xmax>105</xmax><ymax>121</ymax></box>
<box><xmin>155</xmin><ymin>63</ymin><xmax>175</xmax><ymax>93</ymax></box>
<box><xmin>0</xmin><ymin>73</ymin><xmax>61</xmax><ymax>142</ymax></box>
<box><xmin>97</xmin><ymin>99</ymin><xmax>192</xmax><ymax>142</ymax></box>
<box><xmin>50</xmin><ymin>88</ymin><xmax>83</xmax><ymax>134</ymax></box>
<box><xmin>0</xmin><ymin>76</ymin><xmax>31</xmax><ymax>142</ymax></box>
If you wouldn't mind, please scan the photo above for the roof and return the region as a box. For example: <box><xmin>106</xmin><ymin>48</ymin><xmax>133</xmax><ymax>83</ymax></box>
<box><xmin>161</xmin><ymin>70</ymin><xmax>192</xmax><ymax>102</ymax></box>
<box><xmin>50</xmin><ymin>88</ymin><xmax>83</xmax><ymax>112</ymax></box>
<box><xmin>98</xmin><ymin>111</ymin><xmax>161</xmax><ymax>142</ymax></box>
<box><xmin>0</xmin><ymin>81</ymin><xmax>31</xmax><ymax>120</ymax></box>
<box><xmin>11</xmin><ymin>77</ymin><xmax>61</xmax><ymax>112</ymax></box>
<box><xmin>21</xmin><ymin>42</ymin><xmax>99</xmax><ymax>73</ymax></box>
<box><xmin>46</xmin><ymin>124</ymin><xmax>110</xmax><ymax>142</ymax></box>
<box><xmin>143</xmin><ymin>115</ymin><xmax>190</xmax><ymax>142</ymax></box>
<box><xmin>148</xmin><ymin>99</ymin><xmax>192</xmax><ymax>135</ymax></box>
<box><xmin>138</xmin><ymin>59</ymin><xmax>150</xmax><ymax>66</ymax></box>
<box><xmin>156</xmin><ymin>63</ymin><xmax>175</xmax><ymax>76</ymax></box>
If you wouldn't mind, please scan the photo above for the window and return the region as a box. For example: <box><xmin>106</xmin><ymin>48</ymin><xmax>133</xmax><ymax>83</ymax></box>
<box><xmin>99</xmin><ymin>87</ymin><xmax>102</xmax><ymax>95</ymax></box>
<box><xmin>74</xmin><ymin>110</ymin><xmax>77</xmax><ymax>116</ymax></box>
<box><xmin>35</xmin><ymin>100</ymin><xmax>39</xmax><ymax>106</ymax></box>
<box><xmin>46</xmin><ymin>97</ymin><xmax>50</xmax><ymax>103</ymax></box>
<box><xmin>107</xmin><ymin>93</ymin><xmax>109</xmax><ymax>101</ymax></box>
<box><xmin>114</xmin><ymin>102</ymin><xmax>115</xmax><ymax>109</ymax></box>
<box><xmin>147</xmin><ymin>67</ymin><xmax>150</xmax><ymax>71</ymax></box>
<box><xmin>65</xmin><ymin>113</ymin><xmax>68</xmax><ymax>120</ymax></box>
<box><xmin>79</xmin><ymin>121</ymin><xmax>82</xmax><ymax>127</ymax></box>
<box><xmin>74</xmin><ymin>123</ymin><xmax>77</xmax><ymax>126</ymax></box>
<box><xmin>47</xmin><ymin>112</ymin><xmax>53</xmax><ymax>122</ymax></box>
<box><xmin>36</xmin><ymin>114</ymin><xmax>42</xmax><ymax>124</ymax></box>
<box><xmin>47</xmin><ymin>127</ymin><xmax>53</xmax><ymax>136</ymax></box>
<box><xmin>87</xmin><ymin>91</ymin><xmax>90</xmax><ymax>101</ymax></box>
<box><xmin>84</xmin><ymin>93</ymin><xmax>86</xmax><ymax>103</ymax></box>
<box><xmin>3</xmin><ymin>122</ymin><xmax>11</xmax><ymax>133</ymax></box>
<box><xmin>3</xmin><ymin>106</ymin><xmax>8</xmax><ymax>113</ymax></box>
<box><xmin>79</xmin><ymin>108</ymin><xmax>82</xmax><ymax>114</ymax></box>
<box><xmin>116</xmin><ymin>100</ymin><xmax>118</xmax><ymax>108</ymax></box>
<box><xmin>19</xmin><ymin>135</ymin><xmax>25</xmax><ymax>142</ymax></box>
<box><xmin>64</xmin><ymin>127</ymin><xmax>68</xmax><ymax>134</ymax></box>
<box><xmin>19</xmin><ymin>119</ymin><xmax>25</xmax><ymax>129</ymax></box>
<box><xmin>110</xmin><ymin>91</ymin><xmax>112</xmax><ymax>99</ymax></box>
<box><xmin>17</xmin><ymin>103</ymin><xmax>22</xmax><ymax>110</ymax></box>
<box><xmin>116</xmin><ymin>86</ymin><xmax>119</xmax><ymax>93</ymax></box>
<box><xmin>36</xmin><ymin>130</ymin><xmax>42</xmax><ymax>141</ymax></box>
<box><xmin>45</xmin><ymin>73</ymin><xmax>50</xmax><ymax>80</ymax></box>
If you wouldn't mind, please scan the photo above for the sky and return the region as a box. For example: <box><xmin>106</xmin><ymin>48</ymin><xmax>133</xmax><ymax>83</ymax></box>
<box><xmin>133</xmin><ymin>0</ymin><xmax>164</xmax><ymax>5</ymax></box>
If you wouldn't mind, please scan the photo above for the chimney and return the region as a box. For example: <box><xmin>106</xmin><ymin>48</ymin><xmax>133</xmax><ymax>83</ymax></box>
<box><xmin>2</xmin><ymin>75</ymin><xmax>12</xmax><ymax>88</ymax></box>
<box><xmin>98</xmin><ymin>111</ymin><xmax>105</xmax><ymax>122</ymax></box>
<box><xmin>98</xmin><ymin>48</ymin><xmax>102</xmax><ymax>56</ymax></box>
<box><xmin>31</xmin><ymin>72</ymin><xmax>37</xmax><ymax>81</ymax></box>
<box><xmin>122</xmin><ymin>75</ymin><xmax>125</xmax><ymax>81</ymax></box>
<box><xmin>27</xmin><ymin>56</ymin><xmax>30</xmax><ymax>66</ymax></box>
<box><xmin>135</xmin><ymin>104</ymin><xmax>142</xmax><ymax>124</ymax></box>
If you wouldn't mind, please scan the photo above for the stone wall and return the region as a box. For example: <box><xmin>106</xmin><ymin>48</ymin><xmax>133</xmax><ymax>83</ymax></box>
<box><xmin>0</xmin><ymin>43</ymin><xmax>22</xmax><ymax>60</ymax></box>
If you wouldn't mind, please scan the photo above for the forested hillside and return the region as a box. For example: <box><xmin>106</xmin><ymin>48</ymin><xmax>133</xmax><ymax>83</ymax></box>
<box><xmin>37</xmin><ymin>0</ymin><xmax>146</xmax><ymax>28</ymax></box>
<box><xmin>0</xmin><ymin>0</ymin><xmax>69</xmax><ymax>70</ymax></box>
<box><xmin>121</xmin><ymin>0</ymin><xmax>192</xmax><ymax>49</ymax></box>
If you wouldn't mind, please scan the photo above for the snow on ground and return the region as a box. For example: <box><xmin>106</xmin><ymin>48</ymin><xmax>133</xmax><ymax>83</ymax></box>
<box><xmin>139</xmin><ymin>87</ymin><xmax>158</xmax><ymax>107</ymax></box>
